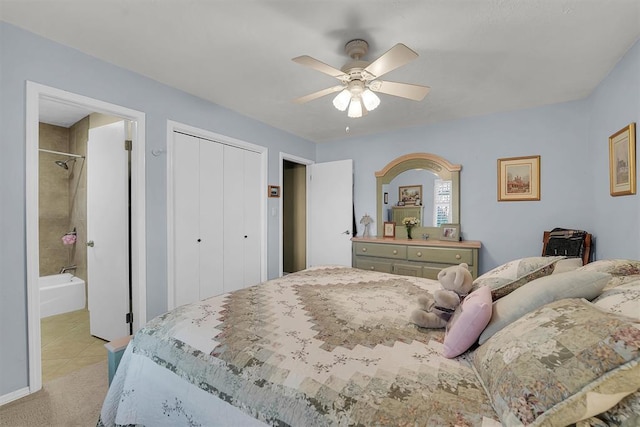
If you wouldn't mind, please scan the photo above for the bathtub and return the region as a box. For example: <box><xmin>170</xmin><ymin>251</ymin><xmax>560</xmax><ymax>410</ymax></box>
<box><xmin>39</xmin><ymin>273</ymin><xmax>86</xmax><ymax>318</ymax></box>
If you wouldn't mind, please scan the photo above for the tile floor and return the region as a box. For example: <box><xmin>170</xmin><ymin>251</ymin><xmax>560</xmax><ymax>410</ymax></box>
<box><xmin>41</xmin><ymin>309</ymin><xmax>107</xmax><ymax>383</ymax></box>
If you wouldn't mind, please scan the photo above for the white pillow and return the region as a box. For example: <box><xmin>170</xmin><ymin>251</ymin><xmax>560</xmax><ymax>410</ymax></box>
<box><xmin>551</xmin><ymin>257</ymin><xmax>583</xmax><ymax>274</ymax></box>
<box><xmin>478</xmin><ymin>270</ymin><xmax>611</xmax><ymax>344</ymax></box>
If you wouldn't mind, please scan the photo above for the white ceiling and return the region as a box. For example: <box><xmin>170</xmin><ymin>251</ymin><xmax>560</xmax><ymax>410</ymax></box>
<box><xmin>2</xmin><ymin>0</ymin><xmax>639</xmax><ymax>143</ymax></box>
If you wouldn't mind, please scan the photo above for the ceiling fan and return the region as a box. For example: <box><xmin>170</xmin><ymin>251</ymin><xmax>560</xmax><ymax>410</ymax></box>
<box><xmin>292</xmin><ymin>39</ymin><xmax>430</xmax><ymax>118</ymax></box>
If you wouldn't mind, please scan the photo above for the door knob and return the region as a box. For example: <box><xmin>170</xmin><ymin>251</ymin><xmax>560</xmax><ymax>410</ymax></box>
<box><xmin>86</xmin><ymin>240</ymin><xmax>94</xmax><ymax>247</ymax></box>
<box><xmin>342</xmin><ymin>230</ymin><xmax>351</xmax><ymax>235</ymax></box>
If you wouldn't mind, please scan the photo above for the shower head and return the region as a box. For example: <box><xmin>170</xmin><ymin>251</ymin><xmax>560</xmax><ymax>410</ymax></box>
<box><xmin>55</xmin><ymin>158</ymin><xmax>76</xmax><ymax>170</ymax></box>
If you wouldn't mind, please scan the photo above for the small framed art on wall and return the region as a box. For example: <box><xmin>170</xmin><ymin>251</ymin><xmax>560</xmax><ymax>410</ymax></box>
<box><xmin>609</xmin><ymin>123</ymin><xmax>636</xmax><ymax>196</ymax></box>
<box><xmin>497</xmin><ymin>155</ymin><xmax>540</xmax><ymax>201</ymax></box>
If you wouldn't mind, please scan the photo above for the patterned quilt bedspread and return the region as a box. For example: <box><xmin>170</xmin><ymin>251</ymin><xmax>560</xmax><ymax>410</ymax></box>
<box><xmin>99</xmin><ymin>266</ymin><xmax>500</xmax><ymax>426</ymax></box>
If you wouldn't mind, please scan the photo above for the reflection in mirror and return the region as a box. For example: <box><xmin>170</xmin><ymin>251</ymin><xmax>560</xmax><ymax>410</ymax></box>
<box><xmin>376</xmin><ymin>153</ymin><xmax>460</xmax><ymax>237</ymax></box>
<box><xmin>383</xmin><ymin>169</ymin><xmax>438</xmax><ymax>226</ymax></box>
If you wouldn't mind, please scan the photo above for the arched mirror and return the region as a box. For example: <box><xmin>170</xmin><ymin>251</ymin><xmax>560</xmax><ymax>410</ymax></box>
<box><xmin>375</xmin><ymin>153</ymin><xmax>461</xmax><ymax>237</ymax></box>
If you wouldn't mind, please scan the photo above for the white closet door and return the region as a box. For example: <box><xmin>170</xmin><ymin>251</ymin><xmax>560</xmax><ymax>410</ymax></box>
<box><xmin>242</xmin><ymin>149</ymin><xmax>262</xmax><ymax>287</ymax></box>
<box><xmin>198</xmin><ymin>140</ymin><xmax>224</xmax><ymax>299</ymax></box>
<box><xmin>173</xmin><ymin>133</ymin><xmax>201</xmax><ymax>307</ymax></box>
<box><xmin>173</xmin><ymin>131</ymin><xmax>263</xmax><ymax>302</ymax></box>
<box><xmin>223</xmin><ymin>145</ymin><xmax>245</xmax><ymax>292</ymax></box>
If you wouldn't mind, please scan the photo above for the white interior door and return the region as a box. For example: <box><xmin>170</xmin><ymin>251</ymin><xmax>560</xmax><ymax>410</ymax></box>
<box><xmin>223</xmin><ymin>145</ymin><xmax>262</xmax><ymax>292</ymax></box>
<box><xmin>197</xmin><ymin>139</ymin><xmax>224</xmax><ymax>300</ymax></box>
<box><xmin>307</xmin><ymin>159</ymin><xmax>353</xmax><ymax>267</ymax></box>
<box><xmin>223</xmin><ymin>145</ymin><xmax>247</xmax><ymax>292</ymax></box>
<box><xmin>242</xmin><ymin>149</ymin><xmax>262</xmax><ymax>287</ymax></box>
<box><xmin>173</xmin><ymin>132</ymin><xmax>202</xmax><ymax>307</ymax></box>
<box><xmin>87</xmin><ymin>121</ymin><xmax>130</xmax><ymax>342</ymax></box>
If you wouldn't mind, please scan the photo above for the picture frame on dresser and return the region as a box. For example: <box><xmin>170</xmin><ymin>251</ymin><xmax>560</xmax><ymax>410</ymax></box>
<box><xmin>383</xmin><ymin>222</ymin><xmax>396</xmax><ymax>238</ymax></box>
<box><xmin>440</xmin><ymin>223</ymin><xmax>460</xmax><ymax>241</ymax></box>
<box><xmin>497</xmin><ymin>155</ymin><xmax>540</xmax><ymax>201</ymax></box>
<box><xmin>609</xmin><ymin>122</ymin><xmax>636</xmax><ymax>196</ymax></box>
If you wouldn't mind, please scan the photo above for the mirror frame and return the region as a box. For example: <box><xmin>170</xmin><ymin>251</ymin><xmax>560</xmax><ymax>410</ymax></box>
<box><xmin>375</xmin><ymin>153</ymin><xmax>461</xmax><ymax>236</ymax></box>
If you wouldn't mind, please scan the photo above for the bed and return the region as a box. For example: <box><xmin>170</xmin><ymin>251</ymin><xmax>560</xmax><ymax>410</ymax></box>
<box><xmin>99</xmin><ymin>258</ymin><xmax>640</xmax><ymax>427</ymax></box>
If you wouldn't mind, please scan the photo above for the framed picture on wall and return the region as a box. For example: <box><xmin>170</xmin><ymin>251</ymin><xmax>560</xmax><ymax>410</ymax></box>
<box><xmin>383</xmin><ymin>222</ymin><xmax>396</xmax><ymax>238</ymax></box>
<box><xmin>497</xmin><ymin>155</ymin><xmax>540</xmax><ymax>201</ymax></box>
<box><xmin>268</xmin><ymin>185</ymin><xmax>280</xmax><ymax>198</ymax></box>
<box><xmin>398</xmin><ymin>185</ymin><xmax>422</xmax><ymax>206</ymax></box>
<box><xmin>609</xmin><ymin>123</ymin><xmax>636</xmax><ymax>196</ymax></box>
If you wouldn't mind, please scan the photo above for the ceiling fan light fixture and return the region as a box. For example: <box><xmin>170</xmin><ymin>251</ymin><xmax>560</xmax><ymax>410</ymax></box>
<box><xmin>293</xmin><ymin>39</ymin><xmax>427</xmax><ymax>119</ymax></box>
<box><xmin>361</xmin><ymin>89</ymin><xmax>380</xmax><ymax>111</ymax></box>
<box><xmin>332</xmin><ymin>89</ymin><xmax>351</xmax><ymax>111</ymax></box>
<box><xmin>347</xmin><ymin>97</ymin><xmax>363</xmax><ymax>118</ymax></box>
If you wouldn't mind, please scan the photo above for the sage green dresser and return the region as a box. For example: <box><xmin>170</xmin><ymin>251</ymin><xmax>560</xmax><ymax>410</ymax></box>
<box><xmin>352</xmin><ymin>237</ymin><xmax>481</xmax><ymax>279</ymax></box>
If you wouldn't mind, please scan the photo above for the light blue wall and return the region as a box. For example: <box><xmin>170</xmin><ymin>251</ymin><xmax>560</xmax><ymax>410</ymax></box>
<box><xmin>318</xmin><ymin>39</ymin><xmax>640</xmax><ymax>273</ymax></box>
<box><xmin>587</xmin><ymin>40</ymin><xmax>640</xmax><ymax>259</ymax></box>
<box><xmin>0</xmin><ymin>22</ymin><xmax>315</xmax><ymax>396</ymax></box>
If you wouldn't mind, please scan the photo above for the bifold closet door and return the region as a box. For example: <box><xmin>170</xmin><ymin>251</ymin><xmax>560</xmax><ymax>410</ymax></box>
<box><xmin>198</xmin><ymin>140</ymin><xmax>224</xmax><ymax>299</ymax></box>
<box><xmin>173</xmin><ymin>133</ymin><xmax>223</xmax><ymax>307</ymax></box>
<box><xmin>223</xmin><ymin>145</ymin><xmax>262</xmax><ymax>292</ymax></box>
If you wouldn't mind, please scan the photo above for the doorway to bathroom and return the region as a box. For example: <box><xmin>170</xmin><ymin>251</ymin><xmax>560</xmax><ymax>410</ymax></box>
<box><xmin>25</xmin><ymin>82</ymin><xmax>147</xmax><ymax>394</ymax></box>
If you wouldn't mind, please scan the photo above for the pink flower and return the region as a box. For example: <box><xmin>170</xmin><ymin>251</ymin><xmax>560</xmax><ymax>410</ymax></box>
<box><xmin>62</xmin><ymin>233</ymin><xmax>77</xmax><ymax>245</ymax></box>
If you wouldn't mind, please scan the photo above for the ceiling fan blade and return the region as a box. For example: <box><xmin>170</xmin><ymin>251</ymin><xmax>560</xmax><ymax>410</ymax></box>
<box><xmin>292</xmin><ymin>55</ymin><xmax>347</xmax><ymax>79</ymax></box>
<box><xmin>370</xmin><ymin>80</ymin><xmax>430</xmax><ymax>101</ymax></box>
<box><xmin>364</xmin><ymin>43</ymin><xmax>418</xmax><ymax>78</ymax></box>
<box><xmin>292</xmin><ymin>85</ymin><xmax>345</xmax><ymax>104</ymax></box>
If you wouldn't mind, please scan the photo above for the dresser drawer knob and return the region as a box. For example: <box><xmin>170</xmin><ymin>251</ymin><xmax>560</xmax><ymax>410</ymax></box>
<box><xmin>416</xmin><ymin>251</ymin><xmax>422</xmax><ymax>257</ymax></box>
<box><xmin>455</xmin><ymin>254</ymin><xmax>461</xmax><ymax>260</ymax></box>
<box><xmin>362</xmin><ymin>247</ymin><xmax>367</xmax><ymax>252</ymax></box>
<box><xmin>370</xmin><ymin>266</ymin><xmax>375</xmax><ymax>270</ymax></box>
<box><xmin>392</xmin><ymin>250</ymin><xmax>398</xmax><ymax>254</ymax></box>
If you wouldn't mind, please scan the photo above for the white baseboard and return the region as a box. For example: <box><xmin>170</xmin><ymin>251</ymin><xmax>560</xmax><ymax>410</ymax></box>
<box><xmin>0</xmin><ymin>387</ymin><xmax>31</xmax><ymax>406</ymax></box>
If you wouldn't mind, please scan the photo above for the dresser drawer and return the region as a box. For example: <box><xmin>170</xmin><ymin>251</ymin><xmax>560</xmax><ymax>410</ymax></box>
<box><xmin>407</xmin><ymin>246</ymin><xmax>473</xmax><ymax>265</ymax></box>
<box><xmin>354</xmin><ymin>242</ymin><xmax>406</xmax><ymax>259</ymax></box>
<box><xmin>393</xmin><ymin>263</ymin><xmax>422</xmax><ymax>277</ymax></box>
<box><xmin>422</xmin><ymin>266</ymin><xmax>442</xmax><ymax>280</ymax></box>
<box><xmin>354</xmin><ymin>257</ymin><xmax>394</xmax><ymax>273</ymax></box>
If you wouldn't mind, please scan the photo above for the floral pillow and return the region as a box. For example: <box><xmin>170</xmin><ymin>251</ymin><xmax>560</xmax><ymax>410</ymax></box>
<box><xmin>592</xmin><ymin>279</ymin><xmax>640</xmax><ymax>320</ymax></box>
<box><xmin>471</xmin><ymin>256</ymin><xmax>566</xmax><ymax>300</ymax></box>
<box><xmin>596</xmin><ymin>390</ymin><xmax>640</xmax><ymax>426</ymax></box>
<box><xmin>578</xmin><ymin>259</ymin><xmax>640</xmax><ymax>289</ymax></box>
<box><xmin>473</xmin><ymin>298</ymin><xmax>640</xmax><ymax>426</ymax></box>
<box><xmin>577</xmin><ymin>259</ymin><xmax>640</xmax><ymax>276</ymax></box>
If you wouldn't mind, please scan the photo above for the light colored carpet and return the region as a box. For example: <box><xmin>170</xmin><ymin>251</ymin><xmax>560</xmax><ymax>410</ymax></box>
<box><xmin>0</xmin><ymin>360</ymin><xmax>108</xmax><ymax>427</ymax></box>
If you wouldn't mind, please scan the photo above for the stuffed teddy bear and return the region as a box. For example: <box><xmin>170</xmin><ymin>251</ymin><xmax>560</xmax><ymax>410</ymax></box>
<box><xmin>410</xmin><ymin>263</ymin><xmax>474</xmax><ymax>329</ymax></box>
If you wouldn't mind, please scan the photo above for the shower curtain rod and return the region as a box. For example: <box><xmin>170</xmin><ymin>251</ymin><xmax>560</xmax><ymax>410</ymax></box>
<box><xmin>38</xmin><ymin>148</ymin><xmax>85</xmax><ymax>158</ymax></box>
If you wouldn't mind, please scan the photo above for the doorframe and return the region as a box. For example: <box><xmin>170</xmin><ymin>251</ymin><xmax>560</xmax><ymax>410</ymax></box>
<box><xmin>166</xmin><ymin>120</ymin><xmax>268</xmax><ymax>310</ymax></box>
<box><xmin>25</xmin><ymin>81</ymin><xmax>147</xmax><ymax>394</ymax></box>
<box><xmin>278</xmin><ymin>153</ymin><xmax>314</xmax><ymax>277</ymax></box>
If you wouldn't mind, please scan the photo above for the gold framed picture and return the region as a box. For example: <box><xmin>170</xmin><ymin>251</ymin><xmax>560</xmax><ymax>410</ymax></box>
<box><xmin>383</xmin><ymin>222</ymin><xmax>396</xmax><ymax>238</ymax></box>
<box><xmin>497</xmin><ymin>155</ymin><xmax>540</xmax><ymax>201</ymax></box>
<box><xmin>609</xmin><ymin>123</ymin><xmax>636</xmax><ymax>196</ymax></box>
<box><xmin>398</xmin><ymin>185</ymin><xmax>422</xmax><ymax>206</ymax></box>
